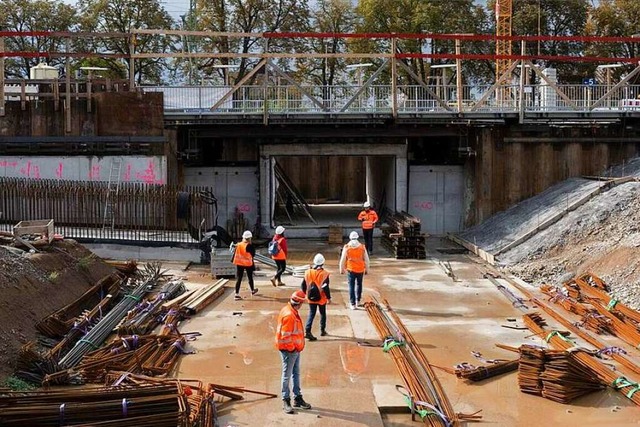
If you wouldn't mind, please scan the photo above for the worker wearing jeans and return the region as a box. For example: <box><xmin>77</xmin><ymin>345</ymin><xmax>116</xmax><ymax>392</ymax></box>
<box><xmin>339</xmin><ymin>231</ymin><xmax>370</xmax><ymax>309</ymax></box>
<box><xmin>276</xmin><ymin>290</ymin><xmax>312</xmax><ymax>414</ymax></box>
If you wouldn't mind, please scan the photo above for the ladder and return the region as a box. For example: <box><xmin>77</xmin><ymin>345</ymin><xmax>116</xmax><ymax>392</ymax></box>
<box><xmin>102</xmin><ymin>158</ymin><xmax>123</xmax><ymax>229</ymax></box>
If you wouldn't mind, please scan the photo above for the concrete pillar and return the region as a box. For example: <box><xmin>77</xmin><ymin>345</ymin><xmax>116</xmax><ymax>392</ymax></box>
<box><xmin>477</xmin><ymin>128</ymin><xmax>494</xmax><ymax>223</ymax></box>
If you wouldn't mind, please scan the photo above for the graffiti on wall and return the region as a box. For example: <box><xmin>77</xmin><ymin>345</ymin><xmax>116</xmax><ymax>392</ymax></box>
<box><xmin>0</xmin><ymin>156</ymin><xmax>167</xmax><ymax>184</ymax></box>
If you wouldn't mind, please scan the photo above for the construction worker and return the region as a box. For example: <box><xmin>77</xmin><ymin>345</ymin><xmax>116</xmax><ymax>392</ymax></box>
<box><xmin>339</xmin><ymin>231</ymin><xmax>370</xmax><ymax>309</ymax></box>
<box><xmin>276</xmin><ymin>290</ymin><xmax>312</xmax><ymax>414</ymax></box>
<box><xmin>270</xmin><ymin>225</ymin><xmax>288</xmax><ymax>287</ymax></box>
<box><xmin>301</xmin><ymin>253</ymin><xmax>331</xmax><ymax>340</ymax></box>
<box><xmin>232</xmin><ymin>230</ymin><xmax>258</xmax><ymax>300</ymax></box>
<box><xmin>357</xmin><ymin>201</ymin><xmax>378</xmax><ymax>254</ymax></box>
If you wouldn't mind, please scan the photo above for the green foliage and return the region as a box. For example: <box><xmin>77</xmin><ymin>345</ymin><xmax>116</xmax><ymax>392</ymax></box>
<box><xmin>77</xmin><ymin>0</ymin><xmax>176</xmax><ymax>84</ymax></box>
<box><xmin>0</xmin><ymin>0</ymin><xmax>77</xmax><ymax>78</ymax></box>
<box><xmin>77</xmin><ymin>255</ymin><xmax>94</xmax><ymax>272</ymax></box>
<box><xmin>3</xmin><ymin>376</ymin><xmax>36</xmax><ymax>391</ymax></box>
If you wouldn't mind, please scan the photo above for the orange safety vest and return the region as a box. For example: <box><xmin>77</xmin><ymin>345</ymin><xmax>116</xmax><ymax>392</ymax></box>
<box><xmin>304</xmin><ymin>268</ymin><xmax>330</xmax><ymax>305</ymax></box>
<box><xmin>358</xmin><ymin>210</ymin><xmax>378</xmax><ymax>230</ymax></box>
<box><xmin>233</xmin><ymin>241</ymin><xmax>253</xmax><ymax>267</ymax></box>
<box><xmin>344</xmin><ymin>244</ymin><xmax>366</xmax><ymax>273</ymax></box>
<box><xmin>275</xmin><ymin>303</ymin><xmax>305</xmax><ymax>352</ymax></box>
<box><xmin>271</xmin><ymin>236</ymin><xmax>286</xmax><ymax>261</ymax></box>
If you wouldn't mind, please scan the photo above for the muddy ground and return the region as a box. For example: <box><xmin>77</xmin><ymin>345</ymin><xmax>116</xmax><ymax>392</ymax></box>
<box><xmin>0</xmin><ymin>240</ymin><xmax>114</xmax><ymax>381</ymax></box>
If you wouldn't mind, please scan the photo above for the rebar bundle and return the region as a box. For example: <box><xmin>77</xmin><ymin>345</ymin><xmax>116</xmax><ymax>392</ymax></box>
<box><xmin>518</xmin><ymin>344</ymin><xmax>603</xmax><ymax>403</ymax></box>
<box><xmin>540</xmin><ymin>284</ymin><xmax>612</xmax><ymax>334</ymax></box>
<box><xmin>523</xmin><ymin>312</ymin><xmax>640</xmax><ymax>406</ymax></box>
<box><xmin>0</xmin><ymin>382</ymin><xmax>195</xmax><ymax>426</ymax></box>
<box><xmin>454</xmin><ymin>359</ymin><xmax>519</xmax><ymax>382</ymax></box>
<box><xmin>58</xmin><ymin>264</ymin><xmax>165</xmax><ymax>369</ymax></box>
<box><xmin>35</xmin><ymin>272</ymin><xmax>124</xmax><ymax>338</ymax></box>
<box><xmin>365</xmin><ymin>298</ymin><xmax>479</xmax><ymax>426</ymax></box>
<box><xmin>570</xmin><ymin>273</ymin><xmax>640</xmax><ymax>326</ymax></box>
<box><xmin>117</xmin><ymin>280</ymin><xmax>186</xmax><ymax>336</ymax></box>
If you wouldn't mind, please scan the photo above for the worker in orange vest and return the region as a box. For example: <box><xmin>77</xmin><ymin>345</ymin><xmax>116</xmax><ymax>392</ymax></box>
<box><xmin>232</xmin><ymin>230</ymin><xmax>258</xmax><ymax>300</ymax></box>
<box><xmin>339</xmin><ymin>231</ymin><xmax>370</xmax><ymax>309</ymax></box>
<box><xmin>270</xmin><ymin>225</ymin><xmax>288</xmax><ymax>287</ymax></box>
<box><xmin>301</xmin><ymin>253</ymin><xmax>331</xmax><ymax>341</ymax></box>
<box><xmin>357</xmin><ymin>201</ymin><xmax>378</xmax><ymax>254</ymax></box>
<box><xmin>276</xmin><ymin>290</ymin><xmax>312</xmax><ymax>414</ymax></box>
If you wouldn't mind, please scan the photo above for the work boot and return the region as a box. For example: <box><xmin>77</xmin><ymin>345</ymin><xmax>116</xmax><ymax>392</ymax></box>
<box><xmin>293</xmin><ymin>395</ymin><xmax>312</xmax><ymax>410</ymax></box>
<box><xmin>320</xmin><ymin>329</ymin><xmax>328</xmax><ymax>336</ymax></box>
<box><xmin>270</xmin><ymin>277</ymin><xmax>277</xmax><ymax>287</ymax></box>
<box><xmin>278</xmin><ymin>280</ymin><xmax>285</xmax><ymax>286</ymax></box>
<box><xmin>283</xmin><ymin>398</ymin><xmax>294</xmax><ymax>414</ymax></box>
<box><xmin>305</xmin><ymin>331</ymin><xmax>317</xmax><ymax>341</ymax></box>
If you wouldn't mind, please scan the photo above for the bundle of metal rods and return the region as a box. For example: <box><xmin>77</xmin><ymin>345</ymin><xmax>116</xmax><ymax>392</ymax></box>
<box><xmin>518</xmin><ymin>344</ymin><xmax>603</xmax><ymax>403</ymax></box>
<box><xmin>523</xmin><ymin>312</ymin><xmax>640</xmax><ymax>406</ymax></box>
<box><xmin>0</xmin><ymin>383</ymin><xmax>191</xmax><ymax>426</ymax></box>
<box><xmin>571</xmin><ymin>273</ymin><xmax>640</xmax><ymax>326</ymax></box>
<box><xmin>44</xmin><ymin>334</ymin><xmax>189</xmax><ymax>385</ymax></box>
<box><xmin>365</xmin><ymin>298</ymin><xmax>479</xmax><ymax>426</ymax></box>
<box><xmin>35</xmin><ymin>272</ymin><xmax>124</xmax><ymax>338</ymax></box>
<box><xmin>117</xmin><ymin>280</ymin><xmax>186</xmax><ymax>336</ymax></box>
<box><xmin>486</xmin><ymin>270</ymin><xmax>640</xmax><ymax>377</ymax></box>
<box><xmin>58</xmin><ymin>264</ymin><xmax>165</xmax><ymax>369</ymax></box>
<box><xmin>453</xmin><ymin>359</ymin><xmax>519</xmax><ymax>382</ymax></box>
<box><xmin>540</xmin><ymin>284</ymin><xmax>612</xmax><ymax>334</ymax></box>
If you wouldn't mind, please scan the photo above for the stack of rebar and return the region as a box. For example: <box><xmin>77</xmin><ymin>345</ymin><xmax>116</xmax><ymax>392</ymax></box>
<box><xmin>523</xmin><ymin>312</ymin><xmax>640</xmax><ymax>406</ymax></box>
<box><xmin>381</xmin><ymin>211</ymin><xmax>426</xmax><ymax>259</ymax></box>
<box><xmin>540</xmin><ymin>284</ymin><xmax>612</xmax><ymax>334</ymax></box>
<box><xmin>35</xmin><ymin>272</ymin><xmax>124</xmax><ymax>338</ymax></box>
<box><xmin>117</xmin><ymin>280</ymin><xmax>186</xmax><ymax>336</ymax></box>
<box><xmin>518</xmin><ymin>344</ymin><xmax>603</xmax><ymax>403</ymax></box>
<box><xmin>454</xmin><ymin>359</ymin><xmax>519</xmax><ymax>382</ymax></box>
<box><xmin>0</xmin><ymin>382</ymin><xmax>195</xmax><ymax>426</ymax></box>
<box><xmin>58</xmin><ymin>264</ymin><xmax>164</xmax><ymax>369</ymax></box>
<box><xmin>365</xmin><ymin>298</ymin><xmax>480</xmax><ymax>426</ymax></box>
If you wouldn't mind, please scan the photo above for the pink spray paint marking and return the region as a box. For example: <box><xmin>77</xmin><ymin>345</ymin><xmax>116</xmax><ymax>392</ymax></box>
<box><xmin>0</xmin><ymin>160</ymin><xmax>18</xmax><ymax>168</ymax></box>
<box><xmin>88</xmin><ymin>165</ymin><xmax>101</xmax><ymax>180</ymax></box>
<box><xmin>33</xmin><ymin>165</ymin><xmax>41</xmax><ymax>179</ymax></box>
<box><xmin>124</xmin><ymin>164</ymin><xmax>132</xmax><ymax>181</ymax></box>
<box><xmin>55</xmin><ymin>163</ymin><xmax>64</xmax><ymax>179</ymax></box>
<box><xmin>19</xmin><ymin>161</ymin><xmax>32</xmax><ymax>177</ymax></box>
<box><xmin>238</xmin><ymin>203</ymin><xmax>252</xmax><ymax>213</ymax></box>
<box><xmin>135</xmin><ymin>160</ymin><xmax>164</xmax><ymax>184</ymax></box>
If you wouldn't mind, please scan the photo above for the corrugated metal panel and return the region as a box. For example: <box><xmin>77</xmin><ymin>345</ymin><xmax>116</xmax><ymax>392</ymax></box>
<box><xmin>408</xmin><ymin>165</ymin><xmax>463</xmax><ymax>234</ymax></box>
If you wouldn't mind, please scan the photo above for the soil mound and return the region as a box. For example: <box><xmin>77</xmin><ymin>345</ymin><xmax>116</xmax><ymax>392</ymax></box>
<box><xmin>0</xmin><ymin>240</ymin><xmax>114</xmax><ymax>381</ymax></box>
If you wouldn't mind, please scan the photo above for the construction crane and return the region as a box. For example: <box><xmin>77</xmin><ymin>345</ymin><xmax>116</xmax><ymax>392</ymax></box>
<box><xmin>495</xmin><ymin>0</ymin><xmax>513</xmax><ymax>81</ymax></box>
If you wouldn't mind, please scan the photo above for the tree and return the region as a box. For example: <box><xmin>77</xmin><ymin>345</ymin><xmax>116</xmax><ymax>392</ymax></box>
<box><xmin>356</xmin><ymin>0</ymin><xmax>490</xmax><ymax>84</ymax></box>
<box><xmin>190</xmin><ymin>0</ymin><xmax>312</xmax><ymax>85</ymax></box>
<box><xmin>0</xmin><ymin>0</ymin><xmax>77</xmax><ymax>78</ymax></box>
<box><xmin>586</xmin><ymin>0</ymin><xmax>640</xmax><ymax>58</ymax></box>
<box><xmin>77</xmin><ymin>0</ymin><xmax>175</xmax><ymax>85</ymax></box>
<box><xmin>507</xmin><ymin>0</ymin><xmax>592</xmax><ymax>83</ymax></box>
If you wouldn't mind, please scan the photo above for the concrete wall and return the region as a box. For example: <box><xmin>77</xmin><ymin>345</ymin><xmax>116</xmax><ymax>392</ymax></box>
<box><xmin>183</xmin><ymin>166</ymin><xmax>258</xmax><ymax>233</ymax></box>
<box><xmin>0</xmin><ymin>156</ymin><xmax>167</xmax><ymax>183</ymax></box>
<box><xmin>408</xmin><ymin>165</ymin><xmax>464</xmax><ymax>234</ymax></box>
<box><xmin>471</xmin><ymin>127</ymin><xmax>639</xmax><ymax>225</ymax></box>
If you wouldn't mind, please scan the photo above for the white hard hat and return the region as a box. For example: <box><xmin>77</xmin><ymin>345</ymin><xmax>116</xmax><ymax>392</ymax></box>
<box><xmin>349</xmin><ymin>231</ymin><xmax>359</xmax><ymax>240</ymax></box>
<box><xmin>275</xmin><ymin>225</ymin><xmax>285</xmax><ymax>235</ymax></box>
<box><xmin>363</xmin><ymin>201</ymin><xmax>371</xmax><ymax>208</ymax></box>
<box><xmin>242</xmin><ymin>230</ymin><xmax>253</xmax><ymax>239</ymax></box>
<box><xmin>313</xmin><ymin>253</ymin><xmax>325</xmax><ymax>266</ymax></box>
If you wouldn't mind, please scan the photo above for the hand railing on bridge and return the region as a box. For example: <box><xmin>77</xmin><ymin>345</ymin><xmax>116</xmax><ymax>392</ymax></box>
<box><xmin>142</xmin><ymin>83</ymin><xmax>640</xmax><ymax>116</ymax></box>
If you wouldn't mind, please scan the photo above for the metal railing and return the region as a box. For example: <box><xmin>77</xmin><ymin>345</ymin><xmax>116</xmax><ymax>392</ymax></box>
<box><xmin>143</xmin><ymin>83</ymin><xmax>640</xmax><ymax>115</ymax></box>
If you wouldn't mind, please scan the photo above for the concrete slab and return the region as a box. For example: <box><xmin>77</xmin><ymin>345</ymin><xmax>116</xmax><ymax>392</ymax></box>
<box><xmin>136</xmin><ymin>237</ymin><xmax>640</xmax><ymax>426</ymax></box>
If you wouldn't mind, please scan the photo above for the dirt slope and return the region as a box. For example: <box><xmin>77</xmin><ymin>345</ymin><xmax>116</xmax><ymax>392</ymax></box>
<box><xmin>0</xmin><ymin>240</ymin><xmax>114</xmax><ymax>381</ymax></box>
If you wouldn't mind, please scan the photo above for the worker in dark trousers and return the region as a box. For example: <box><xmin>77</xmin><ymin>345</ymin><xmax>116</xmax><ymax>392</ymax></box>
<box><xmin>301</xmin><ymin>253</ymin><xmax>331</xmax><ymax>340</ymax></box>
<box><xmin>233</xmin><ymin>230</ymin><xmax>258</xmax><ymax>300</ymax></box>
<box><xmin>271</xmin><ymin>225</ymin><xmax>288</xmax><ymax>286</ymax></box>
<box><xmin>357</xmin><ymin>201</ymin><xmax>378</xmax><ymax>254</ymax></box>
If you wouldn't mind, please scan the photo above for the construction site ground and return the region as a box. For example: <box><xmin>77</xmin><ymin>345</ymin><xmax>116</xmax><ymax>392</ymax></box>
<box><xmin>163</xmin><ymin>238</ymin><xmax>638</xmax><ymax>427</ymax></box>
